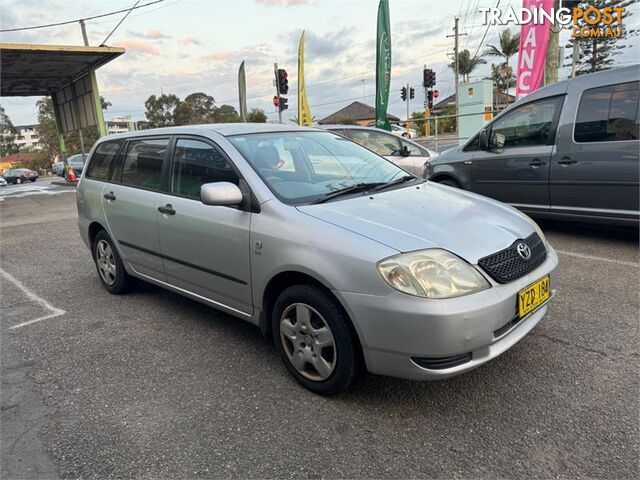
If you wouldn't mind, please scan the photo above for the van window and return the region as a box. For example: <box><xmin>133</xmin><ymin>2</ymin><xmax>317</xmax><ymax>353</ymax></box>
<box><xmin>85</xmin><ymin>141</ymin><xmax>122</xmax><ymax>180</ymax></box>
<box><xmin>489</xmin><ymin>96</ymin><xmax>562</xmax><ymax>149</ymax></box>
<box><xmin>171</xmin><ymin>139</ymin><xmax>239</xmax><ymax>200</ymax></box>
<box><xmin>574</xmin><ymin>82</ymin><xmax>639</xmax><ymax>143</ymax></box>
<box><xmin>120</xmin><ymin>138</ymin><xmax>168</xmax><ymax>190</ymax></box>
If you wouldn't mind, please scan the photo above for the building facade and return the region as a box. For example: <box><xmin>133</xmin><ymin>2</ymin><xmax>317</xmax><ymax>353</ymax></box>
<box><xmin>106</xmin><ymin>116</ymin><xmax>137</xmax><ymax>135</ymax></box>
<box><xmin>14</xmin><ymin>124</ymin><xmax>40</xmax><ymax>150</ymax></box>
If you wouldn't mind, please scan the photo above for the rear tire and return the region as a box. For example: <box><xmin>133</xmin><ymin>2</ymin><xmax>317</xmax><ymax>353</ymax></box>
<box><xmin>93</xmin><ymin>230</ymin><xmax>133</xmax><ymax>294</ymax></box>
<box><xmin>272</xmin><ymin>285</ymin><xmax>361</xmax><ymax>395</ymax></box>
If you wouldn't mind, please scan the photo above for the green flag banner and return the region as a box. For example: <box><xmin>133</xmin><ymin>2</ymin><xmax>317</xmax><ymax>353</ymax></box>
<box><xmin>375</xmin><ymin>0</ymin><xmax>391</xmax><ymax>131</ymax></box>
<box><xmin>238</xmin><ymin>60</ymin><xmax>247</xmax><ymax>122</ymax></box>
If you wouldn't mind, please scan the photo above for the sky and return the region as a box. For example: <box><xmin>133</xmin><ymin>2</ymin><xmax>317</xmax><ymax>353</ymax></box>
<box><xmin>1</xmin><ymin>0</ymin><xmax>639</xmax><ymax>127</ymax></box>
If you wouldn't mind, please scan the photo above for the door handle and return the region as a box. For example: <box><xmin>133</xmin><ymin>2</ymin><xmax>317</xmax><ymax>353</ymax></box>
<box><xmin>157</xmin><ymin>204</ymin><xmax>176</xmax><ymax>215</ymax></box>
<box><xmin>529</xmin><ymin>159</ymin><xmax>546</xmax><ymax>167</ymax></box>
<box><xmin>103</xmin><ymin>192</ymin><xmax>116</xmax><ymax>201</ymax></box>
<box><xmin>558</xmin><ymin>157</ymin><xmax>577</xmax><ymax>165</ymax></box>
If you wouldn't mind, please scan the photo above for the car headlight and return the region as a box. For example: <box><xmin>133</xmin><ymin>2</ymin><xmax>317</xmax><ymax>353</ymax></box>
<box><xmin>377</xmin><ymin>249</ymin><xmax>490</xmax><ymax>299</ymax></box>
<box><xmin>422</xmin><ymin>161</ymin><xmax>433</xmax><ymax>179</ymax></box>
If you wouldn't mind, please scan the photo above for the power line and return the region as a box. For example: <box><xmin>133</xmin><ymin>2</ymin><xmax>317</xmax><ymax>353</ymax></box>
<box><xmin>101</xmin><ymin>0</ymin><xmax>142</xmax><ymax>46</ymax></box>
<box><xmin>471</xmin><ymin>0</ymin><xmax>500</xmax><ymax>60</ymax></box>
<box><xmin>0</xmin><ymin>0</ymin><xmax>165</xmax><ymax>33</ymax></box>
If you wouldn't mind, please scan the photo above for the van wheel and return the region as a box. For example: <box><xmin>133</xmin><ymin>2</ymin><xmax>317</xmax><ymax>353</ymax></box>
<box><xmin>438</xmin><ymin>178</ymin><xmax>461</xmax><ymax>188</ymax></box>
<box><xmin>93</xmin><ymin>230</ymin><xmax>133</xmax><ymax>294</ymax></box>
<box><xmin>272</xmin><ymin>285</ymin><xmax>360</xmax><ymax>395</ymax></box>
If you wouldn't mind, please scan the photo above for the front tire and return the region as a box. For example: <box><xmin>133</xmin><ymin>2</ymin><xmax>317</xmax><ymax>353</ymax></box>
<box><xmin>438</xmin><ymin>178</ymin><xmax>461</xmax><ymax>188</ymax></box>
<box><xmin>272</xmin><ymin>285</ymin><xmax>361</xmax><ymax>395</ymax></box>
<box><xmin>93</xmin><ymin>230</ymin><xmax>133</xmax><ymax>294</ymax></box>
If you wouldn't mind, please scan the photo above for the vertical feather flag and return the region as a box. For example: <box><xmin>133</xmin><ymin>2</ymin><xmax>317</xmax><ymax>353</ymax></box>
<box><xmin>375</xmin><ymin>0</ymin><xmax>391</xmax><ymax>131</ymax></box>
<box><xmin>238</xmin><ymin>60</ymin><xmax>247</xmax><ymax>122</ymax></box>
<box><xmin>297</xmin><ymin>31</ymin><xmax>313</xmax><ymax>126</ymax></box>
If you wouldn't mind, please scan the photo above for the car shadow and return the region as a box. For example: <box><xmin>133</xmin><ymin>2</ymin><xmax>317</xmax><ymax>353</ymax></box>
<box><xmin>536</xmin><ymin>218</ymin><xmax>639</xmax><ymax>244</ymax></box>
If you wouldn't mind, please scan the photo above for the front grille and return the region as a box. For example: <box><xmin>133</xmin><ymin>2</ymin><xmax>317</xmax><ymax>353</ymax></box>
<box><xmin>412</xmin><ymin>353</ymin><xmax>472</xmax><ymax>370</ymax></box>
<box><xmin>478</xmin><ymin>233</ymin><xmax>547</xmax><ymax>284</ymax></box>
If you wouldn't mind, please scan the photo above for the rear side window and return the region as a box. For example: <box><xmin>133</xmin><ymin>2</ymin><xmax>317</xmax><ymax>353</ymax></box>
<box><xmin>85</xmin><ymin>141</ymin><xmax>122</xmax><ymax>180</ymax></box>
<box><xmin>574</xmin><ymin>81</ymin><xmax>639</xmax><ymax>143</ymax></box>
<box><xmin>171</xmin><ymin>139</ymin><xmax>239</xmax><ymax>199</ymax></box>
<box><xmin>120</xmin><ymin>138</ymin><xmax>168</xmax><ymax>190</ymax></box>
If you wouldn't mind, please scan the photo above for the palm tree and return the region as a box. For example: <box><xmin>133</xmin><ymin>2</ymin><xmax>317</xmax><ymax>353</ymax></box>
<box><xmin>484</xmin><ymin>29</ymin><xmax>520</xmax><ymax>106</ymax></box>
<box><xmin>449</xmin><ymin>49</ymin><xmax>487</xmax><ymax>83</ymax></box>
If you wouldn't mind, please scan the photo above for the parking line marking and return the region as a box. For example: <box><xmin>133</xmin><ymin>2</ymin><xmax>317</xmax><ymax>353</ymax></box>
<box><xmin>556</xmin><ymin>250</ymin><xmax>639</xmax><ymax>268</ymax></box>
<box><xmin>0</xmin><ymin>268</ymin><xmax>66</xmax><ymax>330</ymax></box>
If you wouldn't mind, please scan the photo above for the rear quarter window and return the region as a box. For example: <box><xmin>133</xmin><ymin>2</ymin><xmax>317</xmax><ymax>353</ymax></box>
<box><xmin>85</xmin><ymin>140</ymin><xmax>123</xmax><ymax>180</ymax></box>
<box><xmin>574</xmin><ymin>81</ymin><xmax>639</xmax><ymax>143</ymax></box>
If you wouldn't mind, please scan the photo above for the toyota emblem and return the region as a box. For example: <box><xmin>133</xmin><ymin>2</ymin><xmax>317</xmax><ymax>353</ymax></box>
<box><xmin>516</xmin><ymin>242</ymin><xmax>532</xmax><ymax>260</ymax></box>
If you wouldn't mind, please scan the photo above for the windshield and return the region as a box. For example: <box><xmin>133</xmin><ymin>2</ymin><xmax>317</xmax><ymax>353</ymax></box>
<box><xmin>228</xmin><ymin>131</ymin><xmax>407</xmax><ymax>205</ymax></box>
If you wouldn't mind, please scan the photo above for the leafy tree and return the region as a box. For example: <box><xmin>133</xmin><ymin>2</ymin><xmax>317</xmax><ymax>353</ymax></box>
<box><xmin>144</xmin><ymin>94</ymin><xmax>181</xmax><ymax>128</ymax></box>
<box><xmin>174</xmin><ymin>92</ymin><xmax>216</xmax><ymax>125</ymax></box>
<box><xmin>484</xmin><ymin>29</ymin><xmax>519</xmax><ymax>104</ymax></box>
<box><xmin>449</xmin><ymin>49</ymin><xmax>487</xmax><ymax>83</ymax></box>
<box><xmin>0</xmin><ymin>105</ymin><xmax>19</xmax><ymax>155</ymax></box>
<box><xmin>247</xmin><ymin>108</ymin><xmax>268</xmax><ymax>123</ymax></box>
<box><xmin>213</xmin><ymin>104</ymin><xmax>240</xmax><ymax>123</ymax></box>
<box><xmin>566</xmin><ymin>0</ymin><xmax>637</xmax><ymax>75</ymax></box>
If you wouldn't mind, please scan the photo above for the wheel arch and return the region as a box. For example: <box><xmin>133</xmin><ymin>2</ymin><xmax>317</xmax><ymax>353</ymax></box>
<box><xmin>259</xmin><ymin>270</ymin><xmax>365</xmax><ymax>360</ymax></box>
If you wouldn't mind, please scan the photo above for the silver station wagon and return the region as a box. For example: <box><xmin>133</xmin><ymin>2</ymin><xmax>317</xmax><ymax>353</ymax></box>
<box><xmin>78</xmin><ymin>124</ymin><xmax>558</xmax><ymax>395</ymax></box>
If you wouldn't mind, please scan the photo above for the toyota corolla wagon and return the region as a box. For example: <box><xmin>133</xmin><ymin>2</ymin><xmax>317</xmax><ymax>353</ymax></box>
<box><xmin>78</xmin><ymin>124</ymin><xmax>558</xmax><ymax>395</ymax></box>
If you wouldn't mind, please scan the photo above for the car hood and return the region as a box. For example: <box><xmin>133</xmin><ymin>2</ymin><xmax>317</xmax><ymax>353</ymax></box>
<box><xmin>297</xmin><ymin>182</ymin><xmax>535</xmax><ymax>263</ymax></box>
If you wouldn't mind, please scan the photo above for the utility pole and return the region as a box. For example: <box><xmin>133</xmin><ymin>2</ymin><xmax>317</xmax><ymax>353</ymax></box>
<box><xmin>571</xmin><ymin>39</ymin><xmax>579</xmax><ymax>78</ymax></box>
<box><xmin>423</xmin><ymin>64</ymin><xmax>429</xmax><ymax>137</ymax></box>
<box><xmin>405</xmin><ymin>82</ymin><xmax>410</xmax><ymax>127</ymax></box>
<box><xmin>544</xmin><ymin>0</ymin><xmax>561</xmax><ymax>85</ymax></box>
<box><xmin>447</xmin><ymin>17</ymin><xmax>466</xmax><ymax>134</ymax></box>
<box><xmin>274</xmin><ymin>62</ymin><xmax>282</xmax><ymax>124</ymax></box>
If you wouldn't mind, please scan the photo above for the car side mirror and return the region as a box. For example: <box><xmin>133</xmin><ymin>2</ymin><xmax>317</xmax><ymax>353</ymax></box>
<box><xmin>201</xmin><ymin>182</ymin><xmax>244</xmax><ymax>206</ymax></box>
<box><xmin>479</xmin><ymin>129</ymin><xmax>489</xmax><ymax>150</ymax></box>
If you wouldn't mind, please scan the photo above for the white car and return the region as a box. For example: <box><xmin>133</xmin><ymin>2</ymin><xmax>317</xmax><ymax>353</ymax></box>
<box><xmin>0</xmin><ymin>176</ymin><xmax>7</xmax><ymax>187</ymax></box>
<box><xmin>319</xmin><ymin>125</ymin><xmax>436</xmax><ymax>177</ymax></box>
<box><xmin>391</xmin><ymin>124</ymin><xmax>419</xmax><ymax>138</ymax></box>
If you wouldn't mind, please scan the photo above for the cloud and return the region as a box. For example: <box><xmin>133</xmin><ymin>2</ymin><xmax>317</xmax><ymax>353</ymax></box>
<box><xmin>128</xmin><ymin>28</ymin><xmax>172</xmax><ymax>40</ymax></box>
<box><xmin>180</xmin><ymin>35</ymin><xmax>202</xmax><ymax>46</ymax></box>
<box><xmin>114</xmin><ymin>39</ymin><xmax>160</xmax><ymax>56</ymax></box>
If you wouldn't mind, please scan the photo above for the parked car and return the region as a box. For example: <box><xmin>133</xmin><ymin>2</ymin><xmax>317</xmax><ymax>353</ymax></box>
<box><xmin>0</xmin><ymin>176</ymin><xmax>7</xmax><ymax>187</ymax></box>
<box><xmin>64</xmin><ymin>154</ymin><xmax>87</xmax><ymax>180</ymax></box>
<box><xmin>52</xmin><ymin>162</ymin><xmax>64</xmax><ymax>176</ymax></box>
<box><xmin>2</xmin><ymin>168</ymin><xmax>38</xmax><ymax>184</ymax></box>
<box><xmin>426</xmin><ymin>65</ymin><xmax>639</xmax><ymax>225</ymax></box>
<box><xmin>317</xmin><ymin>125</ymin><xmax>436</xmax><ymax>177</ymax></box>
<box><xmin>391</xmin><ymin>124</ymin><xmax>418</xmax><ymax>138</ymax></box>
<box><xmin>78</xmin><ymin>124</ymin><xmax>557</xmax><ymax>395</ymax></box>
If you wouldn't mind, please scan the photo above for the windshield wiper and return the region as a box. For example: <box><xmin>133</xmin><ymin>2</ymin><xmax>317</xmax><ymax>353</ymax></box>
<box><xmin>312</xmin><ymin>182</ymin><xmax>385</xmax><ymax>204</ymax></box>
<box><xmin>370</xmin><ymin>175</ymin><xmax>417</xmax><ymax>192</ymax></box>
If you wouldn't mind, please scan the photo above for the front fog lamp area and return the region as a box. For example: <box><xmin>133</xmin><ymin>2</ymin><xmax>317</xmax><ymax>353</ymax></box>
<box><xmin>377</xmin><ymin>249</ymin><xmax>490</xmax><ymax>299</ymax></box>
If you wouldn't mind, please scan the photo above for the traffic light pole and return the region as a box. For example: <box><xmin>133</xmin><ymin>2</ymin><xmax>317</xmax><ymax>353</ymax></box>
<box><xmin>274</xmin><ymin>62</ymin><xmax>282</xmax><ymax>124</ymax></box>
<box><xmin>405</xmin><ymin>82</ymin><xmax>410</xmax><ymax>128</ymax></box>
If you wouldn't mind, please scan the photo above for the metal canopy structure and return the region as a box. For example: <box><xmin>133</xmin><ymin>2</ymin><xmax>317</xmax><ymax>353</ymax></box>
<box><xmin>0</xmin><ymin>43</ymin><xmax>124</xmax><ymax>96</ymax></box>
<box><xmin>0</xmin><ymin>43</ymin><xmax>125</xmax><ymax>154</ymax></box>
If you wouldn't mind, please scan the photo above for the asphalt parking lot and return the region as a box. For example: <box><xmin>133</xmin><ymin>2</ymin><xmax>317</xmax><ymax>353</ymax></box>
<box><xmin>1</xmin><ymin>184</ymin><xmax>638</xmax><ymax>479</ymax></box>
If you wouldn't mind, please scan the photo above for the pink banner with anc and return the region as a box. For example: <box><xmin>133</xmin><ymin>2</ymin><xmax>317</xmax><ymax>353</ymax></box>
<box><xmin>516</xmin><ymin>0</ymin><xmax>554</xmax><ymax>99</ymax></box>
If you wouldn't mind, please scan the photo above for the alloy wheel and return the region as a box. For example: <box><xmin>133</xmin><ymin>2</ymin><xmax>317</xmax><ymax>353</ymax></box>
<box><xmin>279</xmin><ymin>303</ymin><xmax>337</xmax><ymax>381</ymax></box>
<box><xmin>96</xmin><ymin>239</ymin><xmax>117</xmax><ymax>286</ymax></box>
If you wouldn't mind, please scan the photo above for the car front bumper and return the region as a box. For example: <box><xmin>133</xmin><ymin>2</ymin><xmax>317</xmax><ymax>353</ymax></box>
<box><xmin>334</xmin><ymin>247</ymin><xmax>558</xmax><ymax>380</ymax></box>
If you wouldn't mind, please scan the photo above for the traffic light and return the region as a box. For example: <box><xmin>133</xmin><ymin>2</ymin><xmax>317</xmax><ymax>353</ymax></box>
<box><xmin>277</xmin><ymin>69</ymin><xmax>289</xmax><ymax>95</ymax></box>
<box><xmin>401</xmin><ymin>86</ymin><xmax>407</xmax><ymax>101</ymax></box>
<box><xmin>409</xmin><ymin>87</ymin><xmax>415</xmax><ymax>100</ymax></box>
<box><xmin>423</xmin><ymin>68</ymin><xmax>436</xmax><ymax>88</ymax></box>
<box><xmin>427</xmin><ymin>90</ymin><xmax>434</xmax><ymax>110</ymax></box>
<box><xmin>279</xmin><ymin>96</ymin><xmax>289</xmax><ymax>112</ymax></box>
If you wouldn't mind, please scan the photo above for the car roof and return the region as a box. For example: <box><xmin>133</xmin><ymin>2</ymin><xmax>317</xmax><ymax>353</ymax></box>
<box><xmin>100</xmin><ymin>123</ymin><xmax>319</xmax><ymax>142</ymax></box>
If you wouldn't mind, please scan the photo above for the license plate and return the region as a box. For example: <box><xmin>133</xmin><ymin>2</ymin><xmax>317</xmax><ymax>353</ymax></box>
<box><xmin>518</xmin><ymin>275</ymin><xmax>550</xmax><ymax>318</ymax></box>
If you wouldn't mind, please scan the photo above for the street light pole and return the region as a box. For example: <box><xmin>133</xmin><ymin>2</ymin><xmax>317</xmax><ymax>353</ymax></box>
<box><xmin>274</xmin><ymin>62</ymin><xmax>282</xmax><ymax>124</ymax></box>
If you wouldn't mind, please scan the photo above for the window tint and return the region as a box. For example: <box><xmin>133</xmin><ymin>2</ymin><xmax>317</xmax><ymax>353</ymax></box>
<box><xmin>120</xmin><ymin>138</ymin><xmax>168</xmax><ymax>189</ymax></box>
<box><xmin>86</xmin><ymin>141</ymin><xmax>122</xmax><ymax>180</ymax></box>
<box><xmin>574</xmin><ymin>82</ymin><xmax>639</xmax><ymax>142</ymax></box>
<box><xmin>490</xmin><ymin>97</ymin><xmax>561</xmax><ymax>148</ymax></box>
<box><xmin>347</xmin><ymin>130</ymin><xmax>401</xmax><ymax>156</ymax></box>
<box><xmin>171</xmin><ymin>139</ymin><xmax>239</xmax><ymax>199</ymax></box>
